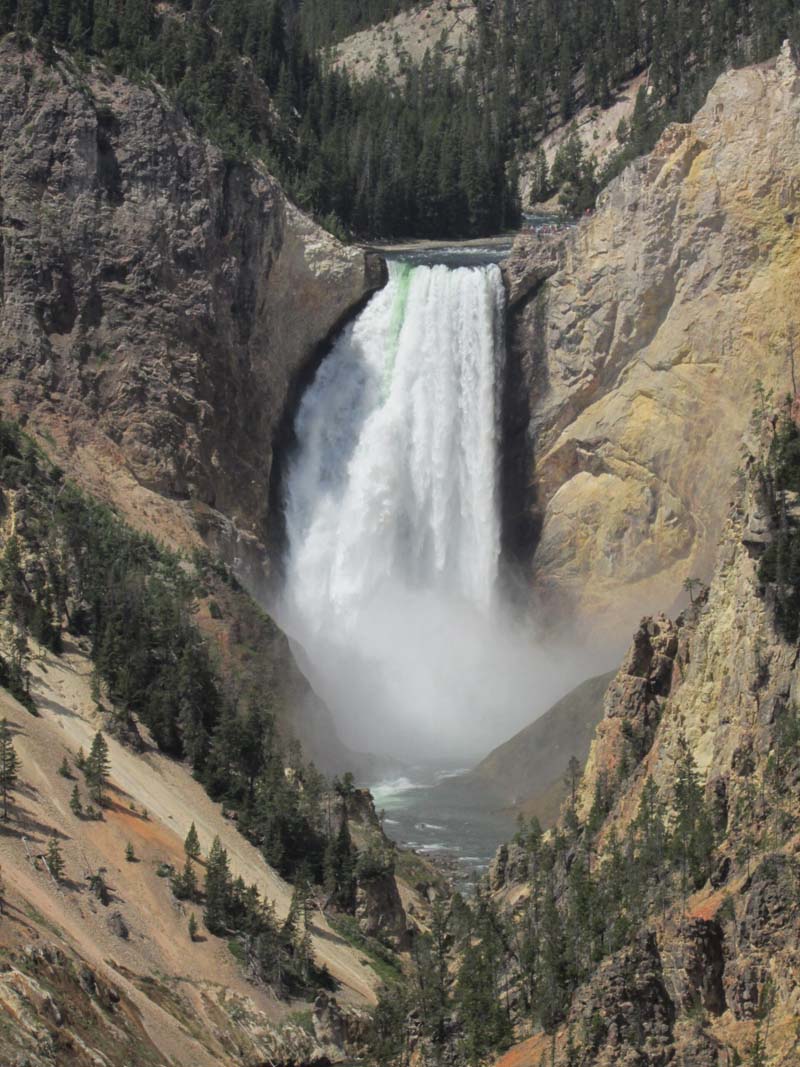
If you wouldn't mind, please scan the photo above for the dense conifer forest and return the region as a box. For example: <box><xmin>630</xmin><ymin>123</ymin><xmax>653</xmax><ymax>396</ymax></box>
<box><xmin>2</xmin><ymin>0</ymin><xmax>799</xmax><ymax>238</ymax></box>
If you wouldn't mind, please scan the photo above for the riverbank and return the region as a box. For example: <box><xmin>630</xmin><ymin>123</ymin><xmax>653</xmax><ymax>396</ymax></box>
<box><xmin>365</xmin><ymin>233</ymin><xmax>517</xmax><ymax>255</ymax></box>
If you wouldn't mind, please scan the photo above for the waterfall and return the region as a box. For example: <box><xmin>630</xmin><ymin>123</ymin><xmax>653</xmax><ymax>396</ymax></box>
<box><xmin>281</xmin><ymin>259</ymin><xmax>545</xmax><ymax>761</ymax></box>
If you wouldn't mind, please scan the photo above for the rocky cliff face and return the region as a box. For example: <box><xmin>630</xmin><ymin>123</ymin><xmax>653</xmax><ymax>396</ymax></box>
<box><xmin>503</xmin><ymin>43</ymin><xmax>800</xmax><ymax>642</ymax></box>
<box><xmin>0</xmin><ymin>38</ymin><xmax>384</xmax><ymax>582</ymax></box>
<box><xmin>575</xmin><ymin>466</ymin><xmax>799</xmax><ymax>871</ymax></box>
<box><xmin>492</xmin><ymin>457</ymin><xmax>800</xmax><ymax>1066</ymax></box>
<box><xmin>573</xmin><ymin>475</ymin><xmax>800</xmax><ymax>1065</ymax></box>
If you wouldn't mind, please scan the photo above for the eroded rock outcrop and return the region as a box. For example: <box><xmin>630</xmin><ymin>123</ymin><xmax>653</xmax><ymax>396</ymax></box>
<box><xmin>567</xmin><ymin>933</ymin><xmax>676</xmax><ymax>1067</ymax></box>
<box><xmin>0</xmin><ymin>38</ymin><xmax>384</xmax><ymax>577</ymax></box>
<box><xmin>503</xmin><ymin>43</ymin><xmax>800</xmax><ymax>640</ymax></box>
<box><xmin>572</xmin><ymin>468</ymin><xmax>797</xmax><ymax>845</ymax></box>
<box><xmin>313</xmin><ymin>991</ymin><xmax>371</xmax><ymax>1058</ymax></box>
<box><xmin>491</xmin><ymin>450</ymin><xmax>800</xmax><ymax>1066</ymax></box>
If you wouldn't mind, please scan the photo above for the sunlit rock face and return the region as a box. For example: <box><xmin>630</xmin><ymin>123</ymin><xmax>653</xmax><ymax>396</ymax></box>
<box><xmin>504</xmin><ymin>43</ymin><xmax>800</xmax><ymax>643</ymax></box>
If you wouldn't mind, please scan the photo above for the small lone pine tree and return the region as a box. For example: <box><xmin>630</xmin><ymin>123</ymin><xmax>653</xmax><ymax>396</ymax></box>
<box><xmin>69</xmin><ymin>784</ymin><xmax>83</xmax><ymax>816</ymax></box>
<box><xmin>125</xmin><ymin>841</ymin><xmax>136</xmax><ymax>862</ymax></box>
<box><xmin>85</xmin><ymin>731</ymin><xmax>110</xmax><ymax>805</ymax></box>
<box><xmin>683</xmin><ymin>576</ymin><xmax>704</xmax><ymax>605</ymax></box>
<box><xmin>58</xmin><ymin>756</ymin><xmax>72</xmax><ymax>779</ymax></box>
<box><xmin>671</xmin><ymin>732</ymin><xmax>715</xmax><ymax>894</ymax></box>
<box><xmin>0</xmin><ymin>719</ymin><xmax>19</xmax><ymax>820</ymax></box>
<box><xmin>90</xmin><ymin>668</ymin><xmax>102</xmax><ymax>707</ymax></box>
<box><xmin>46</xmin><ymin>837</ymin><xmax>65</xmax><ymax>882</ymax></box>
<box><xmin>564</xmin><ymin>754</ymin><xmax>582</xmax><ymax>806</ymax></box>
<box><xmin>184</xmin><ymin>821</ymin><xmax>201</xmax><ymax>861</ymax></box>
<box><xmin>188</xmin><ymin>912</ymin><xmax>198</xmax><ymax>942</ymax></box>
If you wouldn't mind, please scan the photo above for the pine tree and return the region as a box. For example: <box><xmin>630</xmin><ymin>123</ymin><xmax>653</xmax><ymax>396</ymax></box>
<box><xmin>671</xmin><ymin>731</ymin><xmax>715</xmax><ymax>894</ymax></box>
<box><xmin>564</xmin><ymin>755</ymin><xmax>582</xmax><ymax>807</ymax></box>
<box><xmin>50</xmin><ymin>0</ymin><xmax>70</xmax><ymax>44</ymax></box>
<box><xmin>0</xmin><ymin>718</ymin><xmax>19</xmax><ymax>820</ymax></box>
<box><xmin>172</xmin><ymin>855</ymin><xmax>198</xmax><ymax>901</ymax></box>
<box><xmin>184</xmin><ymin>821</ymin><xmax>201</xmax><ymax>860</ymax></box>
<box><xmin>283</xmin><ymin>879</ymin><xmax>307</xmax><ymax>941</ymax></box>
<box><xmin>46</xmin><ymin>837</ymin><xmax>65</xmax><ymax>882</ymax></box>
<box><xmin>69</xmin><ymin>784</ymin><xmax>83</xmax><ymax>816</ymax></box>
<box><xmin>85</xmin><ymin>730</ymin><xmax>110</xmax><ymax>805</ymax></box>
<box><xmin>530</xmin><ymin>147</ymin><xmax>549</xmax><ymax>205</ymax></box>
<box><xmin>58</xmin><ymin>756</ymin><xmax>72</xmax><ymax>779</ymax></box>
<box><xmin>414</xmin><ymin>901</ymin><xmax>450</xmax><ymax>1046</ymax></box>
<box><xmin>454</xmin><ymin>925</ymin><xmax>513</xmax><ymax>1059</ymax></box>
<box><xmin>294</xmin><ymin>924</ymin><xmax>314</xmax><ymax>982</ymax></box>
<box><xmin>125</xmin><ymin>841</ymin><xmax>136</xmax><ymax>862</ymax></box>
<box><xmin>538</xmin><ymin>880</ymin><xmax>568</xmax><ymax>1032</ymax></box>
<box><xmin>188</xmin><ymin>911</ymin><xmax>199</xmax><ymax>941</ymax></box>
<box><xmin>204</xmin><ymin>835</ymin><xmax>231</xmax><ymax>935</ymax></box>
<box><xmin>634</xmin><ymin>778</ymin><xmax>667</xmax><ymax>868</ymax></box>
<box><xmin>1</xmin><ymin>535</ymin><xmax>25</xmax><ymax>619</ymax></box>
<box><xmin>324</xmin><ymin>813</ymin><xmax>356</xmax><ymax>911</ymax></box>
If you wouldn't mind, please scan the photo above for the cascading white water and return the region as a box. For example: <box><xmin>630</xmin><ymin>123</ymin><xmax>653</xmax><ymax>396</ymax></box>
<box><xmin>281</xmin><ymin>259</ymin><xmax>555</xmax><ymax>761</ymax></box>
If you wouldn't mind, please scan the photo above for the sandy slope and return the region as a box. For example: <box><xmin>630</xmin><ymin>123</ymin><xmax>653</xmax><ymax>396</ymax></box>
<box><xmin>0</xmin><ymin>639</ymin><xmax>379</xmax><ymax>1064</ymax></box>
<box><xmin>519</xmin><ymin>71</ymin><xmax>649</xmax><ymax>208</ymax></box>
<box><xmin>333</xmin><ymin>0</ymin><xmax>476</xmax><ymax>83</ymax></box>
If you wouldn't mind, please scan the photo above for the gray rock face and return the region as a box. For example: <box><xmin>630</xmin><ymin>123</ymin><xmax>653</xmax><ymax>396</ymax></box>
<box><xmin>502</xmin><ymin>43</ymin><xmax>800</xmax><ymax>640</ymax></box>
<box><xmin>0</xmin><ymin>39</ymin><xmax>384</xmax><ymax>572</ymax></box>
<box><xmin>355</xmin><ymin>870</ymin><xmax>408</xmax><ymax>948</ymax></box>
<box><xmin>576</xmin><ymin>614</ymin><xmax>679</xmax><ymax>821</ymax></box>
<box><xmin>501</xmin><ymin>232</ymin><xmax>565</xmax><ymax>308</ymax></box>
<box><xmin>568</xmin><ymin>933</ymin><xmax>676</xmax><ymax>1067</ymax></box>
<box><xmin>313</xmin><ymin>991</ymin><xmax>370</xmax><ymax>1056</ymax></box>
<box><xmin>661</xmin><ymin>919</ymin><xmax>727</xmax><ymax>1018</ymax></box>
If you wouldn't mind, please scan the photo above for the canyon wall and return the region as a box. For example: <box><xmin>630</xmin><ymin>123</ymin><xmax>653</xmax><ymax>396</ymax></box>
<box><xmin>491</xmin><ymin>460</ymin><xmax>800</xmax><ymax>1066</ymax></box>
<box><xmin>0</xmin><ymin>36</ymin><xmax>390</xmax><ymax>765</ymax></box>
<box><xmin>504</xmin><ymin>44</ymin><xmax>800</xmax><ymax>643</ymax></box>
<box><xmin>0</xmin><ymin>38</ymin><xmax>384</xmax><ymax>577</ymax></box>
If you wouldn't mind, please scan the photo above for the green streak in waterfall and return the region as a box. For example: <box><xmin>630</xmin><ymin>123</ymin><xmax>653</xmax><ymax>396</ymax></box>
<box><xmin>382</xmin><ymin>262</ymin><xmax>412</xmax><ymax>400</ymax></box>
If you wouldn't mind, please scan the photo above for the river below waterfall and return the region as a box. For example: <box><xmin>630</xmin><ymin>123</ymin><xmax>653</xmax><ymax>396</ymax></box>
<box><xmin>369</xmin><ymin>766</ymin><xmax>516</xmax><ymax>886</ymax></box>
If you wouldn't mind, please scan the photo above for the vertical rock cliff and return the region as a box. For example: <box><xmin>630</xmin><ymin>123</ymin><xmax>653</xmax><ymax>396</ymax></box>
<box><xmin>503</xmin><ymin>44</ymin><xmax>800</xmax><ymax>643</ymax></box>
<box><xmin>492</xmin><ymin>451</ymin><xmax>800</xmax><ymax>1066</ymax></box>
<box><xmin>0</xmin><ymin>38</ymin><xmax>384</xmax><ymax>578</ymax></box>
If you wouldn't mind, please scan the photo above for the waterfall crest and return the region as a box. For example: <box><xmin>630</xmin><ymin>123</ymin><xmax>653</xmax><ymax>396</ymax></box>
<box><xmin>281</xmin><ymin>259</ymin><xmax>544</xmax><ymax>760</ymax></box>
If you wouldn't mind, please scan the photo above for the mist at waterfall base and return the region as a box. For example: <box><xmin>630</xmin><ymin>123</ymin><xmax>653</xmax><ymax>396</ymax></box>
<box><xmin>279</xmin><ymin>257</ymin><xmax>582</xmax><ymax>766</ymax></box>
